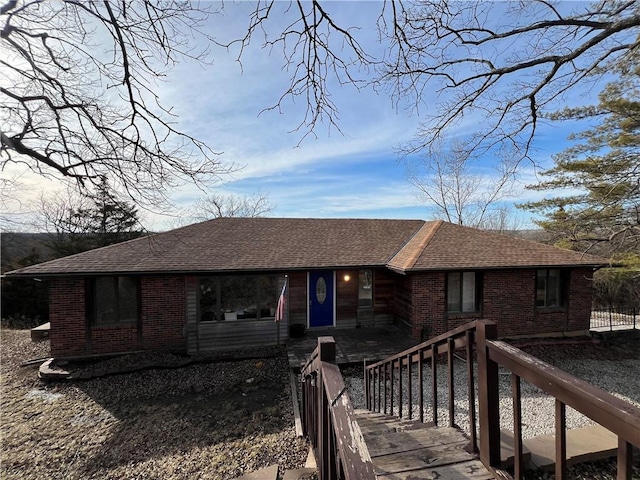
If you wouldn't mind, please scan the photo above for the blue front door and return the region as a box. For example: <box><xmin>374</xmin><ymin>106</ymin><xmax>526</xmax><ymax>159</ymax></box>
<box><xmin>309</xmin><ymin>270</ymin><xmax>334</xmax><ymax>327</ymax></box>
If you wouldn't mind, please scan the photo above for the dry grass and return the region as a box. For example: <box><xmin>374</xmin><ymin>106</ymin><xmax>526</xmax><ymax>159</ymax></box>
<box><xmin>1</xmin><ymin>329</ymin><xmax>308</xmax><ymax>480</ymax></box>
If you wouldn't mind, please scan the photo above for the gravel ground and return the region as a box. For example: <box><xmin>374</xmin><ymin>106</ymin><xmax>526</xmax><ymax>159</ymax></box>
<box><xmin>1</xmin><ymin>329</ymin><xmax>308</xmax><ymax>480</ymax></box>
<box><xmin>342</xmin><ymin>336</ymin><xmax>640</xmax><ymax>479</ymax></box>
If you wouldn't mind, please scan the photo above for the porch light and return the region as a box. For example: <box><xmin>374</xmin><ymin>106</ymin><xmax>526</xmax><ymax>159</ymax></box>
<box><xmin>343</xmin><ymin>274</ymin><xmax>351</xmax><ymax>282</ymax></box>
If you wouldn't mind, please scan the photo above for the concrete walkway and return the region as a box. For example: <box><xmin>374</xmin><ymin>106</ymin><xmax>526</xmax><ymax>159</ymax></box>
<box><xmin>286</xmin><ymin>325</ymin><xmax>418</xmax><ymax>370</ymax></box>
<box><xmin>523</xmin><ymin>424</ymin><xmax>619</xmax><ymax>470</ymax></box>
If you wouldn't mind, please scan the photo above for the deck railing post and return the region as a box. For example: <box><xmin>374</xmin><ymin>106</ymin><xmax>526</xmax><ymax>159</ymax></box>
<box><xmin>364</xmin><ymin>360</ymin><xmax>369</xmax><ymax>411</ymax></box>
<box><xmin>476</xmin><ymin>320</ymin><xmax>501</xmax><ymax>469</ymax></box>
<box><xmin>316</xmin><ymin>337</ymin><xmax>336</xmax><ymax>480</ymax></box>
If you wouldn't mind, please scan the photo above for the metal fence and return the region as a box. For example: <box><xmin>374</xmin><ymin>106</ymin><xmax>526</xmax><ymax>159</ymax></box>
<box><xmin>591</xmin><ymin>306</ymin><xmax>638</xmax><ymax>331</ymax></box>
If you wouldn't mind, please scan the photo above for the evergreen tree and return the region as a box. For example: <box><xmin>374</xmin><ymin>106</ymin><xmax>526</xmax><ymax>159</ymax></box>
<box><xmin>522</xmin><ymin>47</ymin><xmax>640</xmax><ymax>258</ymax></box>
<box><xmin>44</xmin><ymin>177</ymin><xmax>144</xmax><ymax>256</ymax></box>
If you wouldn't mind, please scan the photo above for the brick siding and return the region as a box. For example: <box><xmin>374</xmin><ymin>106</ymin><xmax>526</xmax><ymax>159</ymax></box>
<box><xmin>90</xmin><ymin>324</ymin><xmax>138</xmax><ymax>354</ymax></box>
<box><xmin>140</xmin><ymin>276</ymin><xmax>186</xmax><ymax>351</ymax></box>
<box><xmin>49</xmin><ymin>275</ymin><xmax>187</xmax><ymax>357</ymax></box>
<box><xmin>405</xmin><ymin>268</ymin><xmax>594</xmax><ymax>340</ymax></box>
<box><xmin>48</xmin><ymin>267</ymin><xmax>596</xmax><ymax>356</ymax></box>
<box><xmin>49</xmin><ymin>278</ymin><xmax>87</xmax><ymax>357</ymax></box>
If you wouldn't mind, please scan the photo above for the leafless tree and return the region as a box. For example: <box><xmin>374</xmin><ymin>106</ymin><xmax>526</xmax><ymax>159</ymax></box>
<box><xmin>1</xmin><ymin>0</ymin><xmax>232</xmax><ymax>207</ymax></box>
<box><xmin>406</xmin><ymin>139</ymin><xmax>520</xmax><ymax>229</ymax></box>
<box><xmin>224</xmin><ymin>1</ymin><xmax>639</xmax><ymax>160</ymax></box>
<box><xmin>191</xmin><ymin>192</ymin><xmax>274</xmax><ymax>220</ymax></box>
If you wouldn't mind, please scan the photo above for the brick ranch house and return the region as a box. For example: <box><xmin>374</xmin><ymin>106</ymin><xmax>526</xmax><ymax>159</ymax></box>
<box><xmin>6</xmin><ymin>218</ymin><xmax>608</xmax><ymax>357</ymax></box>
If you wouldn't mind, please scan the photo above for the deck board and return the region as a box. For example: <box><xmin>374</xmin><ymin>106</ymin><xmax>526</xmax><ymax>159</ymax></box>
<box><xmin>375</xmin><ymin>460</ymin><xmax>495</xmax><ymax>480</ymax></box>
<box><xmin>355</xmin><ymin>410</ymin><xmax>495</xmax><ymax>480</ymax></box>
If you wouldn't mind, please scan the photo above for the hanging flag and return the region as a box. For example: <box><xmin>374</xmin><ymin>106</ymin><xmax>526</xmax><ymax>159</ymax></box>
<box><xmin>275</xmin><ymin>277</ymin><xmax>287</xmax><ymax>323</ymax></box>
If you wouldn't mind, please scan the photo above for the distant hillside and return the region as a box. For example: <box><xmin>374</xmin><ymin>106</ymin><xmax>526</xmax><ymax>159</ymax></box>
<box><xmin>1</xmin><ymin>232</ymin><xmax>55</xmax><ymax>272</ymax></box>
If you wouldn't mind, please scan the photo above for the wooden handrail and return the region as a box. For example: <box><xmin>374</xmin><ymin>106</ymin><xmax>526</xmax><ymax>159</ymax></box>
<box><xmin>320</xmin><ymin>361</ymin><xmax>375</xmax><ymax>478</ymax></box>
<box><xmin>363</xmin><ymin>319</ymin><xmax>639</xmax><ymax>479</ymax></box>
<box><xmin>366</xmin><ymin>320</ymin><xmax>481</xmax><ymax>369</ymax></box>
<box><xmin>363</xmin><ymin>320</ymin><xmax>494</xmax><ymax>460</ymax></box>
<box><xmin>488</xmin><ymin>340</ymin><xmax>640</xmax><ymax>447</ymax></box>
<box><xmin>300</xmin><ymin>336</ymin><xmax>375</xmax><ymax>480</ymax></box>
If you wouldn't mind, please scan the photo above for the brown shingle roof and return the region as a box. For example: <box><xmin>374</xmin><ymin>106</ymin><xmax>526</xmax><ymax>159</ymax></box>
<box><xmin>388</xmin><ymin>221</ymin><xmax>609</xmax><ymax>272</ymax></box>
<box><xmin>386</xmin><ymin>220</ymin><xmax>442</xmax><ymax>271</ymax></box>
<box><xmin>6</xmin><ymin>218</ymin><xmax>609</xmax><ymax>277</ymax></box>
<box><xmin>6</xmin><ymin>218</ymin><xmax>424</xmax><ymax>276</ymax></box>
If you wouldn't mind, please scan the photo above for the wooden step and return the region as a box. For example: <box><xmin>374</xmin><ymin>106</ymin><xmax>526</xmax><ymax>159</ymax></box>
<box><xmin>498</xmin><ymin>429</ymin><xmax>532</xmax><ymax>468</ymax></box>
<box><xmin>282</xmin><ymin>467</ymin><xmax>317</xmax><ymax>479</ymax></box>
<box><xmin>234</xmin><ymin>465</ymin><xmax>317</xmax><ymax>480</ymax></box>
<box><xmin>355</xmin><ymin>411</ymin><xmax>496</xmax><ymax>479</ymax></box>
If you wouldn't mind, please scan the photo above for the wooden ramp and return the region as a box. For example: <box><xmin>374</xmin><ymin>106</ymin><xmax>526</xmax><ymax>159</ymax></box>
<box><xmin>355</xmin><ymin>410</ymin><xmax>496</xmax><ymax>480</ymax></box>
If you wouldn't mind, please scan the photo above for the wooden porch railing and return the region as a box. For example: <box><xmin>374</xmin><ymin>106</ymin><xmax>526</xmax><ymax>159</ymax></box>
<box><xmin>364</xmin><ymin>321</ymin><xmax>482</xmax><ymax>444</ymax></box>
<box><xmin>364</xmin><ymin>319</ymin><xmax>640</xmax><ymax>480</ymax></box>
<box><xmin>300</xmin><ymin>336</ymin><xmax>375</xmax><ymax>480</ymax></box>
<box><xmin>486</xmin><ymin>338</ymin><xmax>640</xmax><ymax>480</ymax></box>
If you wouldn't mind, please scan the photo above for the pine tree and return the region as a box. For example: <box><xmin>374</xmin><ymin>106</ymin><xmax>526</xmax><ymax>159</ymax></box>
<box><xmin>522</xmin><ymin>47</ymin><xmax>640</xmax><ymax>257</ymax></box>
<box><xmin>46</xmin><ymin>178</ymin><xmax>144</xmax><ymax>256</ymax></box>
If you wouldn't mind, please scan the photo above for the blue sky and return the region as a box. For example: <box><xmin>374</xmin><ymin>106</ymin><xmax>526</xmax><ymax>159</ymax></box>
<box><xmin>3</xmin><ymin>1</ymin><xmax>605</xmax><ymax>231</ymax></box>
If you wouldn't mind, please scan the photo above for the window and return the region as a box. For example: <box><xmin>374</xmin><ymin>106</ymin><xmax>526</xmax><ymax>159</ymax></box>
<box><xmin>536</xmin><ymin>269</ymin><xmax>565</xmax><ymax>307</ymax></box>
<box><xmin>199</xmin><ymin>276</ymin><xmax>219</xmax><ymax>321</ymax></box>
<box><xmin>447</xmin><ymin>272</ymin><xmax>480</xmax><ymax>313</ymax></box>
<box><xmin>358</xmin><ymin>269</ymin><xmax>373</xmax><ymax>307</ymax></box>
<box><xmin>92</xmin><ymin>276</ymin><xmax>138</xmax><ymax>325</ymax></box>
<box><xmin>199</xmin><ymin>275</ymin><xmax>277</xmax><ymax>321</ymax></box>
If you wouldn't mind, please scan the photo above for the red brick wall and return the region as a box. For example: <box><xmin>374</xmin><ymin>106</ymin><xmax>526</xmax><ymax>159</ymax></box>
<box><xmin>567</xmin><ymin>268</ymin><xmax>594</xmax><ymax>331</ymax></box>
<box><xmin>140</xmin><ymin>276</ymin><xmax>186</xmax><ymax>351</ymax></box>
<box><xmin>49</xmin><ymin>278</ymin><xmax>87</xmax><ymax>357</ymax></box>
<box><xmin>91</xmin><ymin>324</ymin><xmax>139</xmax><ymax>354</ymax></box>
<box><xmin>406</xmin><ymin>268</ymin><xmax>595</xmax><ymax>340</ymax></box>
<box><xmin>407</xmin><ymin>272</ymin><xmax>446</xmax><ymax>340</ymax></box>
<box><xmin>48</xmin><ymin>275</ymin><xmax>188</xmax><ymax>357</ymax></box>
<box><xmin>482</xmin><ymin>270</ymin><xmax>537</xmax><ymax>336</ymax></box>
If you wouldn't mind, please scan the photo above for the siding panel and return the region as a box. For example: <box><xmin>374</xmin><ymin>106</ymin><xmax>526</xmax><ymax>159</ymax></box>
<box><xmin>187</xmin><ymin>318</ymin><xmax>289</xmax><ymax>353</ymax></box>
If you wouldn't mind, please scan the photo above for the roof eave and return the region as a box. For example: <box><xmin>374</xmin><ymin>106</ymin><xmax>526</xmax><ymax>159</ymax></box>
<box><xmin>4</xmin><ymin>262</ymin><xmax>394</xmax><ymax>278</ymax></box>
<box><xmin>402</xmin><ymin>262</ymin><xmax>610</xmax><ymax>272</ymax></box>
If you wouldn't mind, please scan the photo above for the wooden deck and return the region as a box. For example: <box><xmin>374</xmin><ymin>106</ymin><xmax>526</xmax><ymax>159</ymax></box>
<box><xmin>355</xmin><ymin>410</ymin><xmax>495</xmax><ymax>479</ymax></box>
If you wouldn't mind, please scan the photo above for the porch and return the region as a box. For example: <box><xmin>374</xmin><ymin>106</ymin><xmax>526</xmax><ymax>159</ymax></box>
<box><xmin>286</xmin><ymin>324</ymin><xmax>417</xmax><ymax>370</ymax></box>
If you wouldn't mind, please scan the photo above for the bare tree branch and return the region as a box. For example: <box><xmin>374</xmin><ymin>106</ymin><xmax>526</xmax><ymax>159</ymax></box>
<box><xmin>1</xmin><ymin>0</ymin><xmax>232</xmax><ymax>208</ymax></box>
<box><xmin>191</xmin><ymin>191</ymin><xmax>274</xmax><ymax>220</ymax></box>
<box><xmin>220</xmin><ymin>1</ymin><xmax>639</xmax><ymax>164</ymax></box>
<box><xmin>405</xmin><ymin>138</ymin><xmax>520</xmax><ymax>229</ymax></box>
